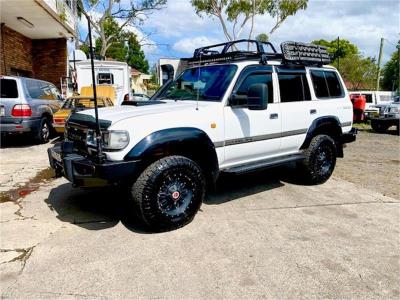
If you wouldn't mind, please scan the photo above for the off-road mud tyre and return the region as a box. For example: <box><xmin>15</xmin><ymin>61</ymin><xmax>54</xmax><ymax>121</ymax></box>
<box><xmin>370</xmin><ymin>119</ymin><xmax>389</xmax><ymax>133</ymax></box>
<box><xmin>131</xmin><ymin>156</ymin><xmax>205</xmax><ymax>232</ymax></box>
<box><xmin>34</xmin><ymin>117</ymin><xmax>51</xmax><ymax>144</ymax></box>
<box><xmin>299</xmin><ymin>134</ymin><xmax>337</xmax><ymax>185</ymax></box>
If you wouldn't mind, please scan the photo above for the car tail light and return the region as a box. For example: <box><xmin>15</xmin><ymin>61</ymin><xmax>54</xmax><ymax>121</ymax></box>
<box><xmin>12</xmin><ymin>104</ymin><xmax>32</xmax><ymax>117</ymax></box>
<box><xmin>54</xmin><ymin>118</ymin><xmax>65</xmax><ymax>124</ymax></box>
<box><xmin>123</xmin><ymin>93</ymin><xmax>129</xmax><ymax>101</ymax></box>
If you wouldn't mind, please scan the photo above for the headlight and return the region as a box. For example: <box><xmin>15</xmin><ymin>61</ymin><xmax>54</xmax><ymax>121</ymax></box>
<box><xmin>102</xmin><ymin>130</ymin><xmax>130</xmax><ymax>150</ymax></box>
<box><xmin>86</xmin><ymin>130</ymin><xmax>129</xmax><ymax>150</ymax></box>
<box><xmin>390</xmin><ymin>107</ymin><xmax>399</xmax><ymax>113</ymax></box>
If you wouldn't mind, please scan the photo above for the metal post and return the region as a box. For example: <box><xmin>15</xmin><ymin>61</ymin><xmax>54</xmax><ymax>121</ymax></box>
<box><xmin>376</xmin><ymin>37</ymin><xmax>384</xmax><ymax>91</ymax></box>
<box><xmin>73</xmin><ymin>50</ymin><xmax>77</xmax><ymax>93</ymax></box>
<box><xmin>397</xmin><ymin>44</ymin><xmax>400</xmax><ymax>96</ymax></box>
<box><xmin>337</xmin><ymin>37</ymin><xmax>340</xmax><ymax>71</ymax></box>
<box><xmin>87</xmin><ymin>16</ymin><xmax>102</xmax><ymax>161</ymax></box>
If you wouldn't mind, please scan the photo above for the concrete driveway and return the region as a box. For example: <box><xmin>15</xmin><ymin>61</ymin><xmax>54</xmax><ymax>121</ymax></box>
<box><xmin>1</xmin><ymin>168</ymin><xmax>399</xmax><ymax>299</ymax></box>
<box><xmin>0</xmin><ymin>173</ymin><xmax>400</xmax><ymax>299</ymax></box>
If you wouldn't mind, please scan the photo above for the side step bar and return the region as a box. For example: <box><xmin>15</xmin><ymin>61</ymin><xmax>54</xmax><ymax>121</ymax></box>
<box><xmin>222</xmin><ymin>154</ymin><xmax>305</xmax><ymax>175</ymax></box>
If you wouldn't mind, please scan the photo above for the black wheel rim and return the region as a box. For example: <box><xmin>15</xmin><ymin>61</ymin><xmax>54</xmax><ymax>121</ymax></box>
<box><xmin>315</xmin><ymin>143</ymin><xmax>333</xmax><ymax>175</ymax></box>
<box><xmin>156</xmin><ymin>170</ymin><xmax>196</xmax><ymax>217</ymax></box>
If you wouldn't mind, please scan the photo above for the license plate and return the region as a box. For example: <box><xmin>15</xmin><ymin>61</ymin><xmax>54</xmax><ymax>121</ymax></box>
<box><xmin>51</xmin><ymin>150</ymin><xmax>62</xmax><ymax>163</ymax></box>
<box><xmin>0</xmin><ymin>106</ymin><xmax>4</xmax><ymax>117</ymax></box>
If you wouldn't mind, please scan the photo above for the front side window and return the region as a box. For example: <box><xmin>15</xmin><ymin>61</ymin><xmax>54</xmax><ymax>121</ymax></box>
<box><xmin>39</xmin><ymin>83</ymin><xmax>57</xmax><ymax>100</ymax></box>
<box><xmin>156</xmin><ymin>65</ymin><xmax>237</xmax><ymax>102</ymax></box>
<box><xmin>236</xmin><ymin>72</ymin><xmax>274</xmax><ymax>105</ymax></box>
<box><xmin>278</xmin><ymin>73</ymin><xmax>311</xmax><ymax>102</ymax></box>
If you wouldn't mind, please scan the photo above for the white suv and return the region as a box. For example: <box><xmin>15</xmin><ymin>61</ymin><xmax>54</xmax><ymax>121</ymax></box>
<box><xmin>48</xmin><ymin>40</ymin><xmax>357</xmax><ymax>231</ymax></box>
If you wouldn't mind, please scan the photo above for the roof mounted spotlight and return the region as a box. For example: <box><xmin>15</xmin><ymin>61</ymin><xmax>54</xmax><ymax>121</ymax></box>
<box><xmin>17</xmin><ymin>17</ymin><xmax>34</xmax><ymax>28</ymax></box>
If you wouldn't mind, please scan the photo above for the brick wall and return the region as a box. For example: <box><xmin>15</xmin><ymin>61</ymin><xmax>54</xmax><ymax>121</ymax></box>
<box><xmin>0</xmin><ymin>25</ymin><xmax>33</xmax><ymax>76</ymax></box>
<box><xmin>33</xmin><ymin>39</ymin><xmax>67</xmax><ymax>89</ymax></box>
<box><xmin>0</xmin><ymin>25</ymin><xmax>67</xmax><ymax>89</ymax></box>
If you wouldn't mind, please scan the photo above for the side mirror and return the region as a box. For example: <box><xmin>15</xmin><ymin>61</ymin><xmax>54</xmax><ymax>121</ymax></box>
<box><xmin>248</xmin><ymin>83</ymin><xmax>268</xmax><ymax>110</ymax></box>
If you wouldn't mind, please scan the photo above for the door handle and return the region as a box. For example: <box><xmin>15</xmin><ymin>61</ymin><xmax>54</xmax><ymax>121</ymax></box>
<box><xmin>310</xmin><ymin>109</ymin><xmax>317</xmax><ymax>115</ymax></box>
<box><xmin>270</xmin><ymin>113</ymin><xmax>279</xmax><ymax>119</ymax></box>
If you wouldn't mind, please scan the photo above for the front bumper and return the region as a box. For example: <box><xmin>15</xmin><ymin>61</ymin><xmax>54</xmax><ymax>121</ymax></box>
<box><xmin>341</xmin><ymin>127</ymin><xmax>357</xmax><ymax>144</ymax></box>
<box><xmin>48</xmin><ymin>141</ymin><xmax>141</xmax><ymax>187</ymax></box>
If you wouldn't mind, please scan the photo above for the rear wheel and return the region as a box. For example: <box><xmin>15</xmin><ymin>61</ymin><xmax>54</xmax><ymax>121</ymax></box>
<box><xmin>371</xmin><ymin>119</ymin><xmax>389</xmax><ymax>133</ymax></box>
<box><xmin>131</xmin><ymin>156</ymin><xmax>205</xmax><ymax>232</ymax></box>
<box><xmin>34</xmin><ymin>117</ymin><xmax>51</xmax><ymax>143</ymax></box>
<box><xmin>299</xmin><ymin>135</ymin><xmax>337</xmax><ymax>184</ymax></box>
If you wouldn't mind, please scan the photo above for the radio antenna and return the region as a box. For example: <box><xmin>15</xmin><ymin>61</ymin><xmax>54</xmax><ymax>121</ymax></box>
<box><xmin>87</xmin><ymin>16</ymin><xmax>103</xmax><ymax>161</ymax></box>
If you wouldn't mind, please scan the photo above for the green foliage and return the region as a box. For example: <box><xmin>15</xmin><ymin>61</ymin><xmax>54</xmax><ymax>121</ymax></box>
<box><xmin>312</xmin><ymin>38</ymin><xmax>358</xmax><ymax>60</ymax></box>
<box><xmin>80</xmin><ymin>17</ymin><xmax>149</xmax><ymax>74</ymax></box>
<box><xmin>191</xmin><ymin>0</ymin><xmax>307</xmax><ymax>40</ymax></box>
<box><xmin>381</xmin><ymin>44</ymin><xmax>400</xmax><ymax>92</ymax></box>
<box><xmin>125</xmin><ymin>34</ymin><xmax>149</xmax><ymax>73</ymax></box>
<box><xmin>255</xmin><ymin>33</ymin><xmax>268</xmax><ymax>42</ymax></box>
<box><xmin>311</xmin><ymin>38</ymin><xmax>376</xmax><ymax>90</ymax></box>
<box><xmin>339</xmin><ymin>53</ymin><xmax>377</xmax><ymax>90</ymax></box>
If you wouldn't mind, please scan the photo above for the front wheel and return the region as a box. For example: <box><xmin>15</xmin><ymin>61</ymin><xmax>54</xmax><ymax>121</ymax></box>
<box><xmin>371</xmin><ymin>119</ymin><xmax>389</xmax><ymax>133</ymax></box>
<box><xmin>299</xmin><ymin>135</ymin><xmax>337</xmax><ymax>185</ymax></box>
<box><xmin>131</xmin><ymin>156</ymin><xmax>205</xmax><ymax>232</ymax></box>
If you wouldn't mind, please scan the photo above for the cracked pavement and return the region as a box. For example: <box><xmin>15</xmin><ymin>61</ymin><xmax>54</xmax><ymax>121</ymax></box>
<box><xmin>0</xmin><ymin>132</ymin><xmax>399</xmax><ymax>299</ymax></box>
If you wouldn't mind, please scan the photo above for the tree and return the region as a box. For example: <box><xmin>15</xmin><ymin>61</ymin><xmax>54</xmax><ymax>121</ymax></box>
<box><xmin>311</xmin><ymin>39</ymin><xmax>377</xmax><ymax>90</ymax></box>
<box><xmin>125</xmin><ymin>33</ymin><xmax>149</xmax><ymax>73</ymax></box>
<box><xmin>339</xmin><ymin>53</ymin><xmax>377</xmax><ymax>90</ymax></box>
<box><xmin>81</xmin><ymin>17</ymin><xmax>149</xmax><ymax>73</ymax></box>
<box><xmin>78</xmin><ymin>0</ymin><xmax>166</xmax><ymax>57</ymax></box>
<box><xmin>255</xmin><ymin>33</ymin><xmax>268</xmax><ymax>42</ymax></box>
<box><xmin>312</xmin><ymin>38</ymin><xmax>358</xmax><ymax>61</ymax></box>
<box><xmin>191</xmin><ymin>0</ymin><xmax>307</xmax><ymax>41</ymax></box>
<box><xmin>381</xmin><ymin>43</ymin><xmax>400</xmax><ymax>92</ymax></box>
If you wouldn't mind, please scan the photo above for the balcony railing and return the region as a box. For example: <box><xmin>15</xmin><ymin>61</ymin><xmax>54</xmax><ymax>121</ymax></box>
<box><xmin>43</xmin><ymin>0</ymin><xmax>77</xmax><ymax>31</ymax></box>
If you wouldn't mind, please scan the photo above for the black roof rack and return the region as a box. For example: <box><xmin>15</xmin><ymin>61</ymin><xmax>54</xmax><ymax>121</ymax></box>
<box><xmin>185</xmin><ymin>39</ymin><xmax>331</xmax><ymax>67</ymax></box>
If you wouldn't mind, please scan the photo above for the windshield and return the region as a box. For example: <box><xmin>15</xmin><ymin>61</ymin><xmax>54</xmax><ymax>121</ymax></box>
<box><xmin>62</xmin><ymin>98</ymin><xmax>107</xmax><ymax>109</ymax></box>
<box><xmin>156</xmin><ymin>65</ymin><xmax>237</xmax><ymax>101</ymax></box>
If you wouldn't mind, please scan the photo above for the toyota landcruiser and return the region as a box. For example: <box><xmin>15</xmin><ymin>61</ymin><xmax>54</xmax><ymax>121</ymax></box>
<box><xmin>48</xmin><ymin>40</ymin><xmax>357</xmax><ymax>231</ymax></box>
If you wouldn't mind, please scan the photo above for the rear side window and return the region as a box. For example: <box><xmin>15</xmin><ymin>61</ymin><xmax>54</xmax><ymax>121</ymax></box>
<box><xmin>26</xmin><ymin>80</ymin><xmax>43</xmax><ymax>98</ymax></box>
<box><xmin>0</xmin><ymin>79</ymin><xmax>18</xmax><ymax>98</ymax></box>
<box><xmin>325</xmin><ymin>72</ymin><xmax>343</xmax><ymax>97</ymax></box>
<box><xmin>278</xmin><ymin>73</ymin><xmax>311</xmax><ymax>102</ymax></box>
<box><xmin>237</xmin><ymin>73</ymin><xmax>274</xmax><ymax>104</ymax></box>
<box><xmin>311</xmin><ymin>70</ymin><xmax>343</xmax><ymax>98</ymax></box>
<box><xmin>97</xmin><ymin>73</ymin><xmax>114</xmax><ymax>85</ymax></box>
<box><xmin>362</xmin><ymin>94</ymin><xmax>373</xmax><ymax>103</ymax></box>
<box><xmin>26</xmin><ymin>80</ymin><xmax>58</xmax><ymax>100</ymax></box>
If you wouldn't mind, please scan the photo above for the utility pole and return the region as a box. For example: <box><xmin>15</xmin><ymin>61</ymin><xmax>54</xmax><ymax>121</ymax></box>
<box><xmin>397</xmin><ymin>43</ymin><xmax>400</xmax><ymax>95</ymax></box>
<box><xmin>336</xmin><ymin>37</ymin><xmax>340</xmax><ymax>71</ymax></box>
<box><xmin>376</xmin><ymin>37</ymin><xmax>384</xmax><ymax>91</ymax></box>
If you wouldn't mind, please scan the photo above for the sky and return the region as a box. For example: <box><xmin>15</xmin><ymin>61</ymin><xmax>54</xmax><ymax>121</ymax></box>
<box><xmin>78</xmin><ymin>0</ymin><xmax>400</xmax><ymax>67</ymax></box>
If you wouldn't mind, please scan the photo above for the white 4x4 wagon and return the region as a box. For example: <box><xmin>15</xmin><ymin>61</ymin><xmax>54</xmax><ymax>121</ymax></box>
<box><xmin>49</xmin><ymin>40</ymin><xmax>357</xmax><ymax>231</ymax></box>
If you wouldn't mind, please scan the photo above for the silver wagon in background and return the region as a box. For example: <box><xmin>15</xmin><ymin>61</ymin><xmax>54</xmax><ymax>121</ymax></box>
<box><xmin>0</xmin><ymin>76</ymin><xmax>62</xmax><ymax>143</ymax></box>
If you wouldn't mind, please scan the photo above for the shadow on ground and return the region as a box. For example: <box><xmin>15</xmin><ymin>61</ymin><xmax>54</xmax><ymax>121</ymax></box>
<box><xmin>0</xmin><ymin>134</ymin><xmax>60</xmax><ymax>148</ymax></box>
<box><xmin>45</xmin><ymin>165</ymin><xmax>304</xmax><ymax>234</ymax></box>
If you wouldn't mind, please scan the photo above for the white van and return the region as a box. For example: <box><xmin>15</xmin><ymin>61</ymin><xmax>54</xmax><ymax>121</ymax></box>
<box><xmin>75</xmin><ymin>60</ymin><xmax>131</xmax><ymax>105</ymax></box>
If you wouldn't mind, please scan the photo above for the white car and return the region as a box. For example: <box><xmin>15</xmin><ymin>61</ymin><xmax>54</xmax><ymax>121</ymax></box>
<box><xmin>49</xmin><ymin>40</ymin><xmax>357</xmax><ymax>231</ymax></box>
